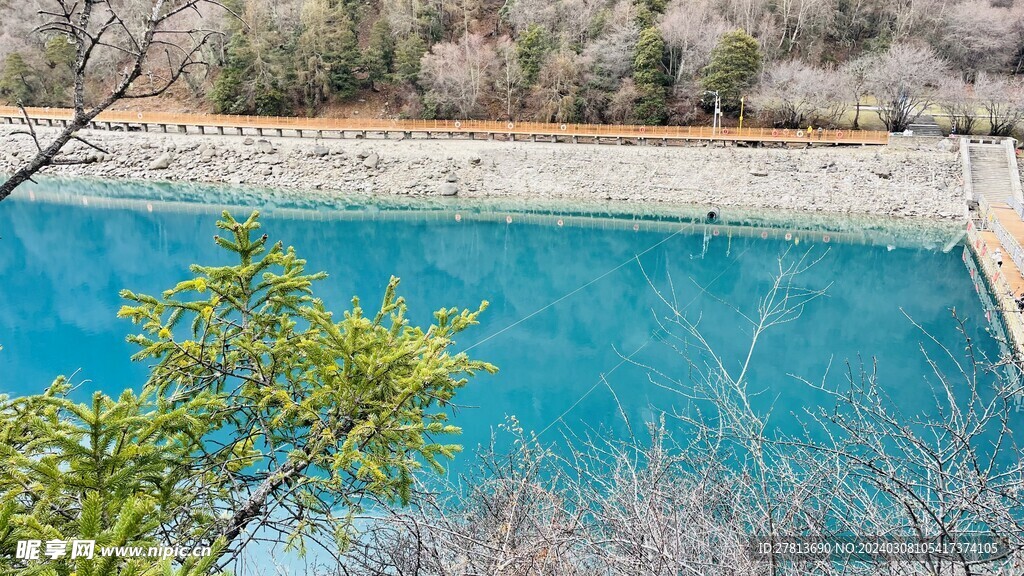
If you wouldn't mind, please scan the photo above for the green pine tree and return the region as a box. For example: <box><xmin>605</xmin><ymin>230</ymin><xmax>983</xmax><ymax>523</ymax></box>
<box><xmin>0</xmin><ymin>53</ymin><xmax>35</xmax><ymax>105</ymax></box>
<box><xmin>0</xmin><ymin>211</ymin><xmax>496</xmax><ymax>574</ymax></box>
<box><xmin>43</xmin><ymin>36</ymin><xmax>76</xmax><ymax>70</ymax></box>
<box><xmin>363</xmin><ymin>18</ymin><xmax>395</xmax><ymax>89</ymax></box>
<box><xmin>296</xmin><ymin>0</ymin><xmax>360</xmax><ymax>103</ymax></box>
<box><xmin>40</xmin><ymin>36</ymin><xmax>76</xmax><ymax>105</ymax></box>
<box><xmin>633</xmin><ymin>27</ymin><xmax>669</xmax><ymax>125</ymax></box>
<box><xmin>516</xmin><ymin>24</ymin><xmax>550</xmax><ymax>86</ymax></box>
<box><xmin>701</xmin><ymin>29</ymin><xmax>762</xmax><ymax>114</ymax></box>
<box><xmin>393</xmin><ymin>34</ymin><xmax>427</xmax><ymax>84</ymax></box>
<box><xmin>211</xmin><ymin>0</ymin><xmax>292</xmax><ymax>115</ymax></box>
<box><xmin>0</xmin><ymin>377</ymin><xmax>225</xmax><ymax>576</ymax></box>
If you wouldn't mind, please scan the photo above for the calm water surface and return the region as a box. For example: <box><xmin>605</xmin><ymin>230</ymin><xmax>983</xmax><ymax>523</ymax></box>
<box><xmin>0</xmin><ymin>184</ymin><xmax>1010</xmax><ymax>470</ymax></box>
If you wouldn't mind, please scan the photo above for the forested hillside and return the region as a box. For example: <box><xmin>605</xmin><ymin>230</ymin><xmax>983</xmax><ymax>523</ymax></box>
<box><xmin>1</xmin><ymin>0</ymin><xmax>1023</xmax><ymax>132</ymax></box>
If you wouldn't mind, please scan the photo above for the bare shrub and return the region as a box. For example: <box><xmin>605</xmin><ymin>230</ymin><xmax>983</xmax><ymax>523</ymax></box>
<box><xmin>339</xmin><ymin>249</ymin><xmax>1024</xmax><ymax>575</ymax></box>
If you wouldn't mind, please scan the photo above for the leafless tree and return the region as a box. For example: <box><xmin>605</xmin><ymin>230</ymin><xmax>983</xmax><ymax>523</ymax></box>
<box><xmin>717</xmin><ymin>0</ymin><xmax>770</xmax><ymax>39</ymax></box>
<box><xmin>504</xmin><ymin>0</ymin><xmax>559</xmax><ymax>36</ymax></box>
<box><xmin>581</xmin><ymin>17</ymin><xmax>634</xmax><ymax>117</ymax></box>
<box><xmin>340</xmin><ymin>419</ymin><xmax>593</xmax><ymax>576</ymax></box>
<box><xmin>885</xmin><ymin>0</ymin><xmax>946</xmax><ymax>43</ymax></box>
<box><xmin>774</xmin><ymin>0</ymin><xmax>836</xmax><ymax>55</ymax></box>
<box><xmin>750</xmin><ymin>59</ymin><xmax>846</xmax><ymax>128</ymax></box>
<box><xmin>838</xmin><ymin>54</ymin><xmax>872</xmax><ymax>130</ymax></box>
<box><xmin>938</xmin><ymin>77</ymin><xmax>978</xmax><ymax>135</ymax></box>
<box><xmin>557</xmin><ymin>0</ymin><xmax>604</xmax><ymax>48</ymax></box>
<box><xmin>933</xmin><ymin>0</ymin><xmax>1021</xmax><ymax>80</ymax></box>
<box><xmin>382</xmin><ymin>0</ymin><xmax>429</xmax><ymax>37</ymax></box>
<box><xmin>419</xmin><ymin>32</ymin><xmax>498</xmax><ymax>118</ymax></box>
<box><xmin>494</xmin><ymin>36</ymin><xmax>524</xmax><ymax>120</ymax></box>
<box><xmin>865</xmin><ymin>43</ymin><xmax>947</xmax><ymax>133</ymax></box>
<box><xmin>0</xmin><ymin>0</ymin><xmax>229</xmax><ymax>202</ymax></box>
<box><xmin>975</xmin><ymin>72</ymin><xmax>1024</xmax><ymax>137</ymax></box>
<box><xmin>606</xmin><ymin>78</ymin><xmax>639</xmax><ymax>124</ymax></box>
<box><xmin>657</xmin><ymin>0</ymin><xmax>727</xmax><ymax>97</ymax></box>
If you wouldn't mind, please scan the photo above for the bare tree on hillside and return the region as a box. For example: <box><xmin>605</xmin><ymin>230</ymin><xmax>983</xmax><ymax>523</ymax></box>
<box><xmin>0</xmin><ymin>0</ymin><xmax>229</xmax><ymax>202</ymax></box>
<box><xmin>975</xmin><ymin>72</ymin><xmax>1024</xmax><ymax>137</ymax></box>
<box><xmin>606</xmin><ymin>78</ymin><xmax>639</xmax><ymax>123</ymax></box>
<box><xmin>838</xmin><ymin>54</ymin><xmax>872</xmax><ymax>130</ymax></box>
<box><xmin>494</xmin><ymin>37</ymin><xmax>524</xmax><ymax>120</ymax></box>
<box><xmin>533</xmin><ymin>49</ymin><xmax>583</xmax><ymax>123</ymax></box>
<box><xmin>419</xmin><ymin>33</ymin><xmax>498</xmax><ymax>118</ymax></box>
<box><xmin>503</xmin><ymin>0</ymin><xmax>559</xmax><ymax>36</ymax></box>
<box><xmin>749</xmin><ymin>59</ymin><xmax>845</xmax><ymax>128</ymax></box>
<box><xmin>558</xmin><ymin>0</ymin><xmax>605</xmax><ymax>48</ymax></box>
<box><xmin>934</xmin><ymin>0</ymin><xmax>1021</xmax><ymax>79</ymax></box>
<box><xmin>658</xmin><ymin>0</ymin><xmax>727</xmax><ymax>97</ymax></box>
<box><xmin>886</xmin><ymin>0</ymin><xmax>946</xmax><ymax>43</ymax></box>
<box><xmin>938</xmin><ymin>78</ymin><xmax>978</xmax><ymax>135</ymax></box>
<box><xmin>580</xmin><ymin>22</ymin><xmax>637</xmax><ymax>93</ymax></box>
<box><xmin>865</xmin><ymin>43</ymin><xmax>947</xmax><ymax>133</ymax></box>
<box><xmin>774</xmin><ymin>0</ymin><xmax>836</xmax><ymax>54</ymax></box>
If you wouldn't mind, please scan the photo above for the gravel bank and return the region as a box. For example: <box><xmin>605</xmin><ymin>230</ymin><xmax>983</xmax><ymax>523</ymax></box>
<box><xmin>0</xmin><ymin>126</ymin><xmax>966</xmax><ymax>220</ymax></box>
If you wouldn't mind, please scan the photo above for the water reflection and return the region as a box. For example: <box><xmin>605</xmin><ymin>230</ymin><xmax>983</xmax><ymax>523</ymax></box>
<box><xmin>0</xmin><ymin>185</ymin><xmax>1003</xmax><ymax>470</ymax></box>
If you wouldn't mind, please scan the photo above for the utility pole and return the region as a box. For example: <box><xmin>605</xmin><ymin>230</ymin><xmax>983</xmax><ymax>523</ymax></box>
<box><xmin>705</xmin><ymin>90</ymin><xmax>721</xmax><ymax>134</ymax></box>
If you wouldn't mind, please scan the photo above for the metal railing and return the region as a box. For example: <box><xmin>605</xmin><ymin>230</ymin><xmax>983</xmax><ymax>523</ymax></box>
<box><xmin>991</xmin><ymin>216</ymin><xmax>1024</xmax><ymax>273</ymax></box>
<box><xmin>1008</xmin><ymin>195</ymin><xmax>1024</xmax><ymax>220</ymax></box>
<box><xmin>0</xmin><ymin>106</ymin><xmax>891</xmax><ymax>145</ymax></box>
<box><xmin>962</xmin><ymin>244</ymin><xmax>1024</xmax><ymax>396</ymax></box>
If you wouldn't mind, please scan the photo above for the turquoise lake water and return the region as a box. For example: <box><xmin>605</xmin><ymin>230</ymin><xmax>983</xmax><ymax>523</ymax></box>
<box><xmin>0</xmin><ymin>182</ymin><xmax>1015</xmax><ymax>473</ymax></box>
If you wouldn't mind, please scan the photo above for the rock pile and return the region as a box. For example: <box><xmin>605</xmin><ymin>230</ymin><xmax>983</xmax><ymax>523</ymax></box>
<box><xmin>0</xmin><ymin>126</ymin><xmax>967</xmax><ymax>220</ymax></box>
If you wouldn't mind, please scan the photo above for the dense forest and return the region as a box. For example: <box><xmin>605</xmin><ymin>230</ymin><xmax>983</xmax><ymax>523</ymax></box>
<box><xmin>0</xmin><ymin>0</ymin><xmax>1023</xmax><ymax>132</ymax></box>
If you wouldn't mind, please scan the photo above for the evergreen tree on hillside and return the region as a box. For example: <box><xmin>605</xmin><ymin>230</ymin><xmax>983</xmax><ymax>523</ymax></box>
<box><xmin>394</xmin><ymin>34</ymin><xmax>428</xmax><ymax>84</ymax></box>
<box><xmin>296</xmin><ymin>0</ymin><xmax>360</xmax><ymax>104</ymax></box>
<box><xmin>701</xmin><ymin>29</ymin><xmax>762</xmax><ymax>113</ymax></box>
<box><xmin>41</xmin><ymin>36</ymin><xmax>76</xmax><ymax>105</ymax></box>
<box><xmin>516</xmin><ymin>24</ymin><xmax>550</xmax><ymax>85</ymax></box>
<box><xmin>211</xmin><ymin>0</ymin><xmax>292</xmax><ymax>115</ymax></box>
<box><xmin>0</xmin><ymin>53</ymin><xmax>35</xmax><ymax>105</ymax></box>
<box><xmin>43</xmin><ymin>35</ymin><xmax>76</xmax><ymax>69</ymax></box>
<box><xmin>363</xmin><ymin>18</ymin><xmax>395</xmax><ymax>89</ymax></box>
<box><xmin>634</xmin><ymin>0</ymin><xmax>667</xmax><ymax>28</ymax></box>
<box><xmin>633</xmin><ymin>27</ymin><xmax>669</xmax><ymax>125</ymax></box>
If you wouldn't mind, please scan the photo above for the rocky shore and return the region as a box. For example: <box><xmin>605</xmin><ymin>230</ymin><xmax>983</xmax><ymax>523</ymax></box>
<box><xmin>0</xmin><ymin>126</ymin><xmax>965</xmax><ymax>220</ymax></box>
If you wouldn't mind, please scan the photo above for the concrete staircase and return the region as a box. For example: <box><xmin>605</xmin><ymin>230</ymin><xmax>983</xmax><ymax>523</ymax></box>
<box><xmin>967</xmin><ymin>142</ymin><xmax>1019</xmax><ymax>206</ymax></box>
<box><xmin>909</xmin><ymin>114</ymin><xmax>944</xmax><ymax>137</ymax></box>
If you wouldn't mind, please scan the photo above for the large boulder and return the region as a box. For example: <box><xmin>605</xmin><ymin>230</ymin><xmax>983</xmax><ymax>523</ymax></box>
<box><xmin>256</xmin><ymin>139</ymin><xmax>274</xmax><ymax>154</ymax></box>
<box><xmin>148</xmin><ymin>153</ymin><xmax>172</xmax><ymax>170</ymax></box>
<box><xmin>439</xmin><ymin>183</ymin><xmax>459</xmax><ymax>196</ymax></box>
<box><xmin>363</xmin><ymin>152</ymin><xmax>379</xmax><ymax>169</ymax></box>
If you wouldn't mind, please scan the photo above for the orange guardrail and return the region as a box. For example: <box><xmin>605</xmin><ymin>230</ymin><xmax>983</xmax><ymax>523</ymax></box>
<box><xmin>0</xmin><ymin>106</ymin><xmax>891</xmax><ymax>145</ymax></box>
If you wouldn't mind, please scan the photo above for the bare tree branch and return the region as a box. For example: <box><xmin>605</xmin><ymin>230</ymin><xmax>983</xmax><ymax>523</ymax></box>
<box><xmin>0</xmin><ymin>0</ymin><xmax>230</xmax><ymax>201</ymax></box>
